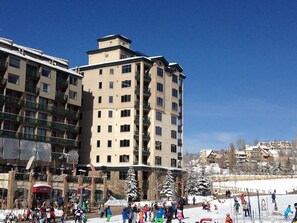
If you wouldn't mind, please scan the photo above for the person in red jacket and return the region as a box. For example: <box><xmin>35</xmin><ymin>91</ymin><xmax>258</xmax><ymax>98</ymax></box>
<box><xmin>225</xmin><ymin>213</ymin><xmax>233</xmax><ymax>223</ymax></box>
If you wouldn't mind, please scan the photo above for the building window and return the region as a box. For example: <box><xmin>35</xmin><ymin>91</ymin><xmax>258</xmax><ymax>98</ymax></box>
<box><xmin>172</xmin><ymin>89</ymin><xmax>178</xmax><ymax>97</ymax></box>
<box><xmin>109</xmin><ymin>69</ymin><xmax>114</xmax><ymax>75</ymax></box>
<box><xmin>26</xmin><ymin>95</ymin><xmax>36</xmax><ymax>102</ymax></box>
<box><xmin>121</xmin><ymin>95</ymin><xmax>131</xmax><ymax>102</ymax></box>
<box><xmin>99</xmin><ymin>69</ymin><xmax>103</xmax><ymax>75</ymax></box>
<box><xmin>157</xmin><ymin>67</ymin><xmax>163</xmax><ymax>77</ymax></box>
<box><xmin>157</xmin><ymin>83</ymin><xmax>163</xmax><ymax>92</ymax></box>
<box><xmin>171</xmin><ymin>158</ymin><xmax>177</xmax><ymax>167</ymax></box>
<box><xmin>37</xmin><ymin>128</ymin><xmax>46</xmax><ymax>136</ymax></box>
<box><xmin>172</xmin><ymin>74</ymin><xmax>178</xmax><ymax>83</ymax></box>
<box><xmin>109</xmin><ymin>81</ymin><xmax>113</xmax><ymax>89</ymax></box>
<box><xmin>120</xmin><ymin>139</ymin><xmax>130</xmax><ymax>147</ymax></box>
<box><xmin>98</xmin><ymin>111</ymin><xmax>101</xmax><ymax>118</ymax></box>
<box><xmin>171</xmin><ymin>130</ymin><xmax>177</xmax><ymax>139</ymax></box>
<box><xmin>119</xmin><ymin>171</ymin><xmax>127</xmax><ymax>180</ymax></box>
<box><xmin>172</xmin><ymin>102</ymin><xmax>178</xmax><ymax>111</ymax></box>
<box><xmin>107</xmin><ymin>140</ymin><xmax>112</xmax><ymax>148</ymax></box>
<box><xmin>69</xmin><ymin>76</ymin><xmax>78</xmax><ymax>85</ymax></box>
<box><xmin>119</xmin><ymin>155</ymin><xmax>129</xmax><ymax>162</ymax></box>
<box><xmin>99</xmin><ymin>82</ymin><xmax>102</xmax><ymax>89</ymax></box>
<box><xmin>156</xmin><ymin>111</ymin><xmax>162</xmax><ymax>121</ymax></box>
<box><xmin>121</xmin><ymin>109</ymin><xmax>131</xmax><ymax>117</ymax></box>
<box><xmin>97</xmin><ymin>140</ymin><xmax>100</xmax><ymax>148</ymax></box>
<box><xmin>9</xmin><ymin>57</ymin><xmax>20</xmax><ymax>68</ymax></box>
<box><xmin>98</xmin><ymin>96</ymin><xmax>102</xmax><ymax>103</ymax></box>
<box><xmin>120</xmin><ymin>125</ymin><xmax>130</xmax><ymax>132</ymax></box>
<box><xmin>8</xmin><ymin>73</ymin><xmax>19</xmax><ymax>84</ymax></box>
<box><xmin>155</xmin><ymin>141</ymin><xmax>162</xmax><ymax>150</ymax></box>
<box><xmin>157</xmin><ymin>97</ymin><xmax>163</xmax><ymax>107</ymax></box>
<box><xmin>155</xmin><ymin>156</ymin><xmax>162</xmax><ymax>165</ymax></box>
<box><xmin>109</xmin><ymin>96</ymin><xmax>113</xmax><ymax>103</ymax></box>
<box><xmin>108</xmin><ymin>125</ymin><xmax>112</xmax><ymax>133</ymax></box>
<box><xmin>41</xmin><ymin>83</ymin><xmax>50</xmax><ymax>92</ymax></box>
<box><xmin>24</xmin><ymin>126</ymin><xmax>35</xmax><ymax>135</ymax></box>
<box><xmin>97</xmin><ymin>126</ymin><xmax>101</xmax><ymax>132</ymax></box>
<box><xmin>156</xmin><ymin>126</ymin><xmax>162</xmax><ymax>136</ymax></box>
<box><xmin>171</xmin><ymin>116</ymin><xmax>177</xmax><ymax>125</ymax></box>
<box><xmin>69</xmin><ymin>91</ymin><xmax>77</xmax><ymax>100</ymax></box>
<box><xmin>171</xmin><ymin>144</ymin><xmax>177</xmax><ymax>153</ymax></box>
<box><xmin>38</xmin><ymin>112</ymin><xmax>47</xmax><ymax>120</ymax></box>
<box><xmin>108</xmin><ymin>110</ymin><xmax>113</xmax><ymax>118</ymax></box>
<box><xmin>122</xmin><ymin>65</ymin><xmax>131</xmax><ymax>73</ymax></box>
<box><xmin>121</xmin><ymin>80</ymin><xmax>131</xmax><ymax>88</ymax></box>
<box><xmin>96</xmin><ymin>156</ymin><xmax>100</xmax><ymax>163</ymax></box>
<box><xmin>42</xmin><ymin>67</ymin><xmax>51</xmax><ymax>77</ymax></box>
<box><xmin>39</xmin><ymin>97</ymin><xmax>48</xmax><ymax>105</ymax></box>
<box><xmin>25</xmin><ymin>110</ymin><xmax>35</xmax><ymax>117</ymax></box>
<box><xmin>107</xmin><ymin>155</ymin><xmax>111</xmax><ymax>163</ymax></box>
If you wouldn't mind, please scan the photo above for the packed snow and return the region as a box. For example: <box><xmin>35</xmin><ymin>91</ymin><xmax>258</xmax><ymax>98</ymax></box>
<box><xmin>66</xmin><ymin>178</ymin><xmax>297</xmax><ymax>223</ymax></box>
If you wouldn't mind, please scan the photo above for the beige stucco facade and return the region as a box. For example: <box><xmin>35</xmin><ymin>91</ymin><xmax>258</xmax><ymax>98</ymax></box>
<box><xmin>79</xmin><ymin>35</ymin><xmax>185</xmax><ymax>199</ymax></box>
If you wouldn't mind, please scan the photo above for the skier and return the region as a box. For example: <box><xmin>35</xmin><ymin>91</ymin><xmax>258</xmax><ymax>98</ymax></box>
<box><xmin>242</xmin><ymin>200</ymin><xmax>249</xmax><ymax>217</ymax></box>
<box><xmin>105</xmin><ymin>206</ymin><xmax>112</xmax><ymax>222</ymax></box>
<box><xmin>193</xmin><ymin>197</ymin><xmax>196</xmax><ymax>205</ymax></box>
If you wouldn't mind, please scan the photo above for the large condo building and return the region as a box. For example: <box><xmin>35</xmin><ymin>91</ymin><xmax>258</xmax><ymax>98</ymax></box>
<box><xmin>78</xmin><ymin>35</ymin><xmax>185</xmax><ymax>199</ymax></box>
<box><xmin>0</xmin><ymin>37</ymin><xmax>82</xmax><ymax>171</ymax></box>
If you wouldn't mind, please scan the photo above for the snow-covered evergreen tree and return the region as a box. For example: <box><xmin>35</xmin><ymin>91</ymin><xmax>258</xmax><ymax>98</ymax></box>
<box><xmin>197</xmin><ymin>176</ymin><xmax>211</xmax><ymax>195</ymax></box>
<box><xmin>160</xmin><ymin>169</ymin><xmax>175</xmax><ymax>200</ymax></box>
<box><xmin>125</xmin><ymin>167</ymin><xmax>138</xmax><ymax>201</ymax></box>
<box><xmin>186</xmin><ymin>167</ymin><xmax>199</xmax><ymax>195</ymax></box>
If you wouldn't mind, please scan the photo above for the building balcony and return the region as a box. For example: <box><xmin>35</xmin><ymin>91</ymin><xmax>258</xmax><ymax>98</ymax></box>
<box><xmin>178</xmin><ymin>125</ymin><xmax>182</xmax><ymax>133</ymax></box>
<box><xmin>0</xmin><ymin>129</ymin><xmax>19</xmax><ymax>138</ymax></box>
<box><xmin>178</xmin><ymin>139</ymin><xmax>182</xmax><ymax>146</ymax></box>
<box><xmin>23</xmin><ymin>116</ymin><xmax>38</xmax><ymax>125</ymax></box>
<box><xmin>56</xmin><ymin>77</ymin><xmax>68</xmax><ymax>89</ymax></box>
<box><xmin>135</xmin><ymin>86</ymin><xmax>151</xmax><ymax>96</ymax></box>
<box><xmin>0</xmin><ymin>112</ymin><xmax>20</xmax><ymax>123</ymax></box>
<box><xmin>66</xmin><ymin>125</ymin><xmax>80</xmax><ymax>134</ymax></box>
<box><xmin>37</xmin><ymin>119</ymin><xmax>51</xmax><ymax>127</ymax></box>
<box><xmin>26</xmin><ymin>68</ymin><xmax>40</xmax><ymax>80</ymax></box>
<box><xmin>51</xmin><ymin>122</ymin><xmax>67</xmax><ymax>131</ymax></box>
<box><xmin>178</xmin><ymin>152</ymin><xmax>183</xmax><ymax>160</ymax></box>
<box><xmin>55</xmin><ymin>92</ymin><xmax>68</xmax><ymax>102</ymax></box>
<box><xmin>52</xmin><ymin>106</ymin><xmax>67</xmax><ymax>116</ymax></box>
<box><xmin>0</xmin><ymin>60</ymin><xmax>8</xmax><ymax>73</ymax></box>
<box><xmin>0</xmin><ymin>78</ymin><xmax>7</xmax><ymax>87</ymax></box>
<box><xmin>37</xmin><ymin>103</ymin><xmax>52</xmax><ymax>112</ymax></box>
<box><xmin>5</xmin><ymin>96</ymin><xmax>23</xmax><ymax>108</ymax></box>
<box><xmin>179</xmin><ymin>86</ymin><xmax>183</xmax><ymax>92</ymax></box>
<box><xmin>24</xmin><ymin>101</ymin><xmax>38</xmax><ymax>110</ymax></box>
<box><xmin>135</xmin><ymin>72</ymin><xmax>151</xmax><ymax>82</ymax></box>
<box><xmin>179</xmin><ymin>99</ymin><xmax>183</xmax><ymax>106</ymax></box>
<box><xmin>143</xmin><ymin>132</ymin><xmax>150</xmax><ymax>141</ymax></box>
<box><xmin>25</xmin><ymin>84</ymin><xmax>39</xmax><ymax>94</ymax></box>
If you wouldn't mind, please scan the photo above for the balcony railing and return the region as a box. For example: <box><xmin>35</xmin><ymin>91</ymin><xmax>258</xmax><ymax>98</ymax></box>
<box><xmin>56</xmin><ymin>77</ymin><xmax>68</xmax><ymax>89</ymax></box>
<box><xmin>135</xmin><ymin>86</ymin><xmax>151</xmax><ymax>96</ymax></box>
<box><xmin>26</xmin><ymin>68</ymin><xmax>40</xmax><ymax>80</ymax></box>
<box><xmin>135</xmin><ymin>72</ymin><xmax>151</xmax><ymax>82</ymax></box>
<box><xmin>25</xmin><ymin>84</ymin><xmax>39</xmax><ymax>94</ymax></box>
<box><xmin>24</xmin><ymin>101</ymin><xmax>38</xmax><ymax>110</ymax></box>
<box><xmin>0</xmin><ymin>78</ymin><xmax>7</xmax><ymax>87</ymax></box>
<box><xmin>55</xmin><ymin>92</ymin><xmax>68</xmax><ymax>102</ymax></box>
<box><xmin>0</xmin><ymin>60</ymin><xmax>8</xmax><ymax>72</ymax></box>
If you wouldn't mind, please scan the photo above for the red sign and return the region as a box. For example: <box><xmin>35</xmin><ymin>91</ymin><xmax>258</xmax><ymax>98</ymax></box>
<box><xmin>32</xmin><ymin>185</ymin><xmax>51</xmax><ymax>193</ymax></box>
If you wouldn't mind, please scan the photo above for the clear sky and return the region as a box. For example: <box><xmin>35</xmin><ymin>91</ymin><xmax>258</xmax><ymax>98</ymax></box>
<box><xmin>1</xmin><ymin>0</ymin><xmax>297</xmax><ymax>154</ymax></box>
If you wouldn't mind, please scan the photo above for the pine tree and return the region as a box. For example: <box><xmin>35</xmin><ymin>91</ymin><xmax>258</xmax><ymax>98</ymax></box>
<box><xmin>125</xmin><ymin>167</ymin><xmax>138</xmax><ymax>201</ymax></box>
<box><xmin>160</xmin><ymin>169</ymin><xmax>175</xmax><ymax>200</ymax></box>
<box><xmin>197</xmin><ymin>176</ymin><xmax>211</xmax><ymax>196</ymax></box>
<box><xmin>186</xmin><ymin>167</ymin><xmax>199</xmax><ymax>196</ymax></box>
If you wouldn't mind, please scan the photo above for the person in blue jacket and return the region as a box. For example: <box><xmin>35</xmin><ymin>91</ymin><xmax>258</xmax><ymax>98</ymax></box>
<box><xmin>105</xmin><ymin>206</ymin><xmax>112</xmax><ymax>222</ymax></box>
<box><xmin>284</xmin><ymin>205</ymin><xmax>293</xmax><ymax>220</ymax></box>
<box><xmin>154</xmin><ymin>206</ymin><xmax>165</xmax><ymax>223</ymax></box>
<box><xmin>122</xmin><ymin>208</ymin><xmax>129</xmax><ymax>223</ymax></box>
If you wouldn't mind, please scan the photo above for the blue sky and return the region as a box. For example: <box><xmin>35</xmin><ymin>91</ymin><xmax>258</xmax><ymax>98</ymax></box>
<box><xmin>1</xmin><ymin>0</ymin><xmax>297</xmax><ymax>154</ymax></box>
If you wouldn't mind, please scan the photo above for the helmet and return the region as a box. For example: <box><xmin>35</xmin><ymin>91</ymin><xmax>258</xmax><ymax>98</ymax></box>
<box><xmin>226</xmin><ymin>213</ymin><xmax>230</xmax><ymax>216</ymax></box>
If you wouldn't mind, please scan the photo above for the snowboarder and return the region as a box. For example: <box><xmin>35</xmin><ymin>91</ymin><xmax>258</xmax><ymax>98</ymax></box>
<box><xmin>105</xmin><ymin>206</ymin><xmax>112</xmax><ymax>222</ymax></box>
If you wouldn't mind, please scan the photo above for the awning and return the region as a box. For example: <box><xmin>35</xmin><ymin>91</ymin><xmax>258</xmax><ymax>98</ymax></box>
<box><xmin>32</xmin><ymin>184</ymin><xmax>52</xmax><ymax>193</ymax></box>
